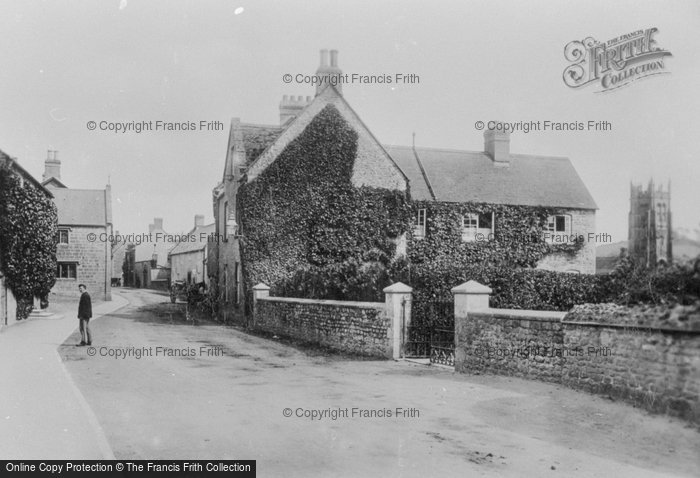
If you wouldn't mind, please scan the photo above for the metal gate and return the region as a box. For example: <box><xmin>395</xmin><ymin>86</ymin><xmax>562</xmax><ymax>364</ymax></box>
<box><xmin>401</xmin><ymin>299</ymin><xmax>455</xmax><ymax>366</ymax></box>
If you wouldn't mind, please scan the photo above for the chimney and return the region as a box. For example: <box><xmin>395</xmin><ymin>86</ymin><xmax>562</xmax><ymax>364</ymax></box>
<box><xmin>149</xmin><ymin>223</ymin><xmax>155</xmax><ymax>233</ymax></box>
<box><xmin>42</xmin><ymin>150</ymin><xmax>61</xmax><ymax>182</ymax></box>
<box><xmin>315</xmin><ymin>48</ymin><xmax>343</xmax><ymax>96</ymax></box>
<box><xmin>194</xmin><ymin>215</ymin><xmax>204</xmax><ymax>228</ymax></box>
<box><xmin>153</xmin><ymin>218</ymin><xmax>163</xmax><ymax>231</ymax></box>
<box><xmin>279</xmin><ymin>94</ymin><xmax>312</xmax><ymax>126</ymax></box>
<box><xmin>484</xmin><ymin>126</ymin><xmax>510</xmax><ymax>164</ymax></box>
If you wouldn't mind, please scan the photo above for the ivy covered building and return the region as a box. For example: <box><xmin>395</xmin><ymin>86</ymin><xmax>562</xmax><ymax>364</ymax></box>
<box><xmin>211</xmin><ymin>50</ymin><xmax>597</xmax><ymax>322</ymax></box>
<box><xmin>1</xmin><ymin>151</ymin><xmax>57</xmax><ymax>325</ymax></box>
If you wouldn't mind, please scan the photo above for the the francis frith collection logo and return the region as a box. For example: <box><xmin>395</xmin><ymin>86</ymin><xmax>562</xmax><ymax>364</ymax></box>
<box><xmin>563</xmin><ymin>28</ymin><xmax>672</xmax><ymax>93</ymax></box>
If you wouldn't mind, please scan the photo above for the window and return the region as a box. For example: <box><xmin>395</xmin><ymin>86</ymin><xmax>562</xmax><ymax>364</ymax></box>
<box><xmin>414</xmin><ymin>209</ymin><xmax>426</xmax><ymax>239</ymax></box>
<box><xmin>544</xmin><ymin>215</ymin><xmax>572</xmax><ymax>242</ymax></box>
<box><xmin>57</xmin><ymin>262</ymin><xmax>77</xmax><ymax>279</ymax></box>
<box><xmin>56</xmin><ymin>229</ymin><xmax>69</xmax><ymax>244</ymax></box>
<box><xmin>462</xmin><ymin>212</ymin><xmax>493</xmax><ymax>242</ymax></box>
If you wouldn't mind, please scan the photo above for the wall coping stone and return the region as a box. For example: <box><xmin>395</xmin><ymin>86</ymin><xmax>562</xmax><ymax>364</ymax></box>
<box><xmin>383</xmin><ymin>282</ymin><xmax>412</xmax><ymax>293</ymax></box>
<box><xmin>562</xmin><ymin>320</ymin><xmax>700</xmax><ymax>335</ymax></box>
<box><xmin>258</xmin><ymin>296</ymin><xmax>384</xmax><ymax>310</ymax></box>
<box><xmin>451</xmin><ymin>280</ymin><xmax>492</xmax><ymax>295</ymax></box>
<box><xmin>471</xmin><ymin>308</ymin><xmax>566</xmax><ymax>321</ymax></box>
<box><xmin>253</xmin><ymin>283</ymin><xmax>270</xmax><ymax>291</ymax></box>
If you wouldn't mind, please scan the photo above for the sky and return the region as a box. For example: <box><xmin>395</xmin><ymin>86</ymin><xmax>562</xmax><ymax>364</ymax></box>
<box><xmin>1</xmin><ymin>0</ymin><xmax>698</xmax><ymax>245</ymax></box>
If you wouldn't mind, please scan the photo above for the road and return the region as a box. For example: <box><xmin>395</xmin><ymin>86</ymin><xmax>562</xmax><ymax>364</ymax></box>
<box><xmin>59</xmin><ymin>288</ymin><xmax>700</xmax><ymax>478</ymax></box>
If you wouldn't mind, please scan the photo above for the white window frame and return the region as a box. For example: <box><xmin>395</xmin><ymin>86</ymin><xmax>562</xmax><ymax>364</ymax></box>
<box><xmin>414</xmin><ymin>209</ymin><xmax>427</xmax><ymax>239</ymax></box>
<box><xmin>462</xmin><ymin>212</ymin><xmax>494</xmax><ymax>242</ymax></box>
<box><xmin>57</xmin><ymin>229</ymin><xmax>69</xmax><ymax>245</ymax></box>
<box><xmin>544</xmin><ymin>214</ymin><xmax>572</xmax><ymax>243</ymax></box>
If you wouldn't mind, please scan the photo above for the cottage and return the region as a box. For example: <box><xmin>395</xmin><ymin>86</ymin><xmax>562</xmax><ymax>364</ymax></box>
<box><xmin>41</xmin><ymin>151</ymin><xmax>113</xmax><ymax>301</ymax></box>
<box><xmin>0</xmin><ymin>150</ymin><xmax>56</xmax><ymax>326</ymax></box>
<box><xmin>211</xmin><ymin>50</ymin><xmax>598</xmax><ymax>322</ymax></box>
<box><xmin>169</xmin><ymin>215</ymin><xmax>214</xmax><ymax>287</ymax></box>
<box><xmin>124</xmin><ymin>218</ymin><xmax>172</xmax><ymax>290</ymax></box>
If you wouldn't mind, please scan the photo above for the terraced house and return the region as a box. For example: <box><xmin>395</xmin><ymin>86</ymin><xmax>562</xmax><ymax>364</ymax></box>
<box><xmin>211</xmin><ymin>50</ymin><xmax>597</xmax><ymax>322</ymax></box>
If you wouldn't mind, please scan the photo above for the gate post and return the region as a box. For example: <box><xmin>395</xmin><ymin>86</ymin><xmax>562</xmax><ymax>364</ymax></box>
<box><xmin>252</xmin><ymin>283</ymin><xmax>270</xmax><ymax>328</ymax></box>
<box><xmin>383</xmin><ymin>282</ymin><xmax>412</xmax><ymax>360</ymax></box>
<box><xmin>451</xmin><ymin>281</ymin><xmax>491</xmax><ymax>371</ymax></box>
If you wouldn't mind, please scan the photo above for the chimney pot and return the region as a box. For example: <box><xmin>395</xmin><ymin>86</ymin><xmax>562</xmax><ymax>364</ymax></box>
<box><xmin>195</xmin><ymin>215</ymin><xmax>204</xmax><ymax>227</ymax></box>
<box><xmin>47</xmin><ymin>150</ymin><xmax>52</xmax><ymax>160</ymax></box>
<box><xmin>320</xmin><ymin>49</ymin><xmax>329</xmax><ymax>67</ymax></box>
<box><xmin>153</xmin><ymin>218</ymin><xmax>163</xmax><ymax>230</ymax></box>
<box><xmin>306</xmin><ymin>96</ymin><xmax>311</xmax><ymax>102</ymax></box>
<box><xmin>54</xmin><ymin>151</ymin><xmax>58</xmax><ymax>161</ymax></box>
<box><xmin>149</xmin><ymin>224</ymin><xmax>155</xmax><ymax>233</ymax></box>
<box><xmin>283</xmin><ymin>95</ymin><xmax>288</xmax><ymax>101</ymax></box>
<box><xmin>330</xmin><ymin>50</ymin><xmax>338</xmax><ymax>68</ymax></box>
<box><xmin>297</xmin><ymin>95</ymin><xmax>303</xmax><ymax>101</ymax></box>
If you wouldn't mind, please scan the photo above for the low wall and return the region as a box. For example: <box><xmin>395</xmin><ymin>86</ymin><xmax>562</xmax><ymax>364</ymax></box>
<box><xmin>455</xmin><ymin>309</ymin><xmax>566</xmax><ymax>382</ymax></box>
<box><xmin>456</xmin><ymin>308</ymin><xmax>700</xmax><ymax>422</ymax></box>
<box><xmin>254</xmin><ymin>297</ymin><xmax>390</xmax><ymax>358</ymax></box>
<box><xmin>562</xmin><ymin>321</ymin><xmax>700</xmax><ymax>421</ymax></box>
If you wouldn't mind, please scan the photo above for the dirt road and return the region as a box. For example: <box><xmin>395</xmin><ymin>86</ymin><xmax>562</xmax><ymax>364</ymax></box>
<box><xmin>59</xmin><ymin>289</ymin><xmax>700</xmax><ymax>477</ymax></box>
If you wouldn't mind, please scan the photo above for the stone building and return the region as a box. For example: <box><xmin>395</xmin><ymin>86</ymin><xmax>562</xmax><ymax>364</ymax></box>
<box><xmin>41</xmin><ymin>151</ymin><xmax>113</xmax><ymax>301</ymax></box>
<box><xmin>0</xmin><ymin>151</ymin><xmax>55</xmax><ymax>327</ymax></box>
<box><xmin>111</xmin><ymin>232</ymin><xmax>128</xmax><ymax>286</ymax></box>
<box><xmin>211</xmin><ymin>50</ymin><xmax>598</xmax><ymax>321</ymax></box>
<box><xmin>629</xmin><ymin>180</ymin><xmax>672</xmax><ymax>266</ymax></box>
<box><xmin>169</xmin><ymin>215</ymin><xmax>214</xmax><ymax>287</ymax></box>
<box><xmin>127</xmin><ymin>218</ymin><xmax>172</xmax><ymax>290</ymax></box>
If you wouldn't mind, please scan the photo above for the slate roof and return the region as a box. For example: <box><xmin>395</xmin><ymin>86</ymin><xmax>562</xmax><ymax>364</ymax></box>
<box><xmin>241</xmin><ymin>124</ymin><xmax>284</xmax><ymax>165</ymax></box>
<box><xmin>51</xmin><ymin>188</ymin><xmax>108</xmax><ymax>226</ymax></box>
<box><xmin>170</xmin><ymin>223</ymin><xmax>216</xmax><ymax>256</ymax></box>
<box><xmin>384</xmin><ymin>145</ymin><xmax>597</xmax><ymax>210</ymax></box>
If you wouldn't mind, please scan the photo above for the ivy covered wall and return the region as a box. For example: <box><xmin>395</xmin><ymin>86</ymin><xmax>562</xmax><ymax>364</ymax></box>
<box><xmin>238</xmin><ymin>104</ymin><xmax>412</xmax><ymax>306</ymax></box>
<box><xmin>0</xmin><ymin>160</ymin><xmax>58</xmax><ymax>320</ymax></box>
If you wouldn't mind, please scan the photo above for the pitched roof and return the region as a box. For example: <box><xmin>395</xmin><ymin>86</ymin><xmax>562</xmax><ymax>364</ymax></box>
<box><xmin>0</xmin><ymin>150</ymin><xmax>53</xmax><ymax>198</ymax></box>
<box><xmin>51</xmin><ymin>188</ymin><xmax>109</xmax><ymax>226</ymax></box>
<box><xmin>384</xmin><ymin>145</ymin><xmax>597</xmax><ymax>209</ymax></box>
<box><xmin>169</xmin><ymin>223</ymin><xmax>216</xmax><ymax>256</ymax></box>
<box><xmin>241</xmin><ymin>123</ymin><xmax>284</xmax><ymax>165</ymax></box>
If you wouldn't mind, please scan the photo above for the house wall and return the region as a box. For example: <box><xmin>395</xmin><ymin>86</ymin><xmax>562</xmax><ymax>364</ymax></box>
<box><xmin>216</xmin><ymin>183</ymin><xmax>245</xmax><ymax>323</ymax></box>
<box><xmin>53</xmin><ymin>225</ymin><xmax>111</xmax><ymax>301</ymax></box>
<box><xmin>455</xmin><ymin>306</ymin><xmax>700</xmax><ymax>422</ymax></box>
<box><xmin>537</xmin><ymin>209</ymin><xmax>596</xmax><ymax>274</ymax></box>
<box><xmin>171</xmin><ymin>251</ymin><xmax>206</xmax><ymax>285</ymax></box>
<box><xmin>254</xmin><ymin>297</ymin><xmax>390</xmax><ymax>357</ymax></box>
<box><xmin>245</xmin><ymin>89</ymin><xmax>406</xmax><ymax>192</ymax></box>
<box><xmin>1</xmin><ymin>277</ymin><xmax>19</xmax><ymax>327</ymax></box>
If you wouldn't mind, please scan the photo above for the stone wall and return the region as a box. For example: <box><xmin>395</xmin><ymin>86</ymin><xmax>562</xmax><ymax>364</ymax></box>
<box><xmin>54</xmin><ymin>226</ymin><xmax>111</xmax><ymax>301</ymax></box>
<box><xmin>455</xmin><ymin>309</ymin><xmax>566</xmax><ymax>382</ymax></box>
<box><xmin>562</xmin><ymin>321</ymin><xmax>700</xmax><ymax>421</ymax></box>
<box><xmin>254</xmin><ymin>297</ymin><xmax>390</xmax><ymax>358</ymax></box>
<box><xmin>455</xmin><ymin>303</ymin><xmax>700</xmax><ymax>422</ymax></box>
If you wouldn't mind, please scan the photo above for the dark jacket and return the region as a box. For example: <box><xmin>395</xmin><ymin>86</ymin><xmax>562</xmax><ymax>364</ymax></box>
<box><xmin>78</xmin><ymin>292</ymin><xmax>92</xmax><ymax>319</ymax></box>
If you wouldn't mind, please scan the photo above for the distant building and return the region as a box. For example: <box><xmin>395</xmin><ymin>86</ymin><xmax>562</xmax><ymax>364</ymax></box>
<box><xmin>629</xmin><ymin>180</ymin><xmax>672</xmax><ymax>266</ymax></box>
<box><xmin>0</xmin><ymin>151</ymin><xmax>55</xmax><ymax>327</ymax></box>
<box><xmin>169</xmin><ymin>215</ymin><xmax>214</xmax><ymax>287</ymax></box>
<box><xmin>111</xmin><ymin>232</ymin><xmax>128</xmax><ymax>286</ymax></box>
<box><xmin>126</xmin><ymin>218</ymin><xmax>172</xmax><ymax>290</ymax></box>
<box><xmin>41</xmin><ymin>151</ymin><xmax>113</xmax><ymax>301</ymax></box>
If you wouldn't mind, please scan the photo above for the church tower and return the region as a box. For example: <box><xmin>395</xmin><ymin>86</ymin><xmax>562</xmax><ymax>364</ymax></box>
<box><xmin>628</xmin><ymin>179</ymin><xmax>672</xmax><ymax>266</ymax></box>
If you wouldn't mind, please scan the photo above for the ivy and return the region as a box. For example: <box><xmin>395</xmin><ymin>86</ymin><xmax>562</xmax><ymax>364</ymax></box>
<box><xmin>238</xmin><ymin>104</ymin><xmax>412</xmax><ymax>305</ymax></box>
<box><xmin>0</xmin><ymin>161</ymin><xmax>58</xmax><ymax>320</ymax></box>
